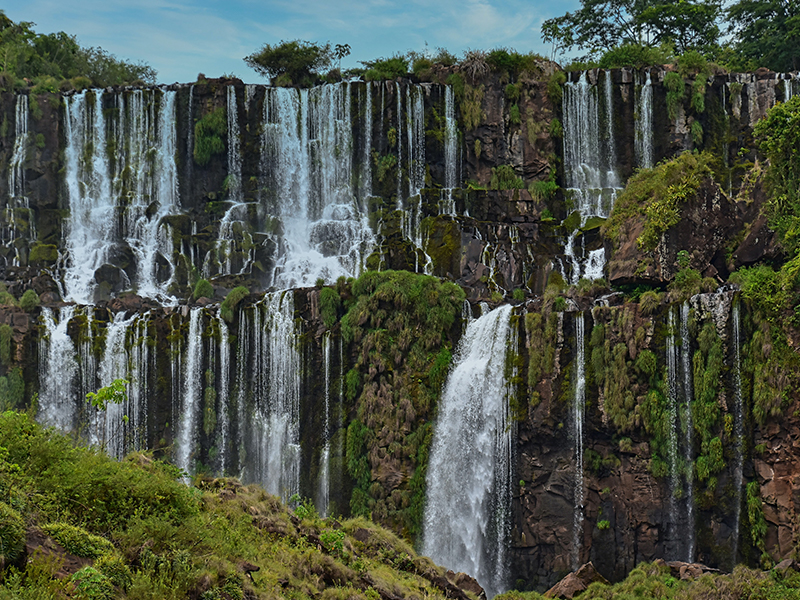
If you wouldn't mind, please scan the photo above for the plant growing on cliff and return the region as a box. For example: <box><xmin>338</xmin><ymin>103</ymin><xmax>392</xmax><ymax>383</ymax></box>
<box><xmin>362</xmin><ymin>55</ymin><xmax>409</xmax><ymax>81</ymax></box>
<box><xmin>490</xmin><ymin>165</ymin><xmax>525</xmax><ymax>190</ymax></box>
<box><xmin>19</xmin><ymin>289</ymin><xmax>39</xmax><ymax>312</ymax></box>
<box><xmin>220</xmin><ymin>286</ymin><xmax>249</xmax><ymax>323</ymax></box>
<box><xmin>319</xmin><ymin>287</ymin><xmax>341</xmax><ymax>329</ymax></box>
<box><xmin>192</xmin><ymin>278</ymin><xmax>214</xmax><ymax>301</ymax></box>
<box><xmin>193</xmin><ymin>107</ymin><xmax>226</xmax><ymax>167</ymax></box>
<box><xmin>244</xmin><ymin>40</ymin><xmax>333</xmax><ymax>86</ymax></box>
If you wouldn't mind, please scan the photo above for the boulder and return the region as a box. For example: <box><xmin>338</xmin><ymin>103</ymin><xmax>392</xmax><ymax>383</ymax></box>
<box><xmin>545</xmin><ymin>562</ymin><xmax>609</xmax><ymax>599</ymax></box>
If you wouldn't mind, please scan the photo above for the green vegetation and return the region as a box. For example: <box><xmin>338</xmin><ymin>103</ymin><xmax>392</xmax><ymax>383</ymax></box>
<box><xmin>18</xmin><ymin>289</ymin><xmax>39</xmax><ymax>312</ymax></box>
<box><xmin>362</xmin><ymin>55</ymin><xmax>409</xmax><ymax>81</ymax></box>
<box><xmin>497</xmin><ymin>561</ymin><xmax>800</xmax><ymax>600</ymax></box>
<box><xmin>603</xmin><ymin>152</ymin><xmax>714</xmax><ymax>253</ymax></box>
<box><xmin>341</xmin><ymin>271</ymin><xmax>464</xmax><ymax>538</ymax></box>
<box><xmin>727</xmin><ymin>0</ymin><xmax>800</xmax><ymax>72</ymax></box>
<box><xmin>192</xmin><ymin>278</ymin><xmax>214</xmax><ymax>301</ymax></box>
<box><xmin>319</xmin><ymin>286</ymin><xmax>341</xmax><ymax>329</ymax></box>
<box><xmin>244</xmin><ymin>40</ymin><xmax>333</xmax><ymax>86</ymax></box>
<box><xmin>220</xmin><ymin>286</ymin><xmax>249</xmax><ymax>323</ymax></box>
<box><xmin>490</xmin><ymin>165</ymin><xmax>525</xmax><ymax>190</ymax></box>
<box><xmin>598</xmin><ymin>43</ymin><xmax>674</xmax><ymax>68</ymax></box>
<box><xmin>0</xmin><ymin>410</ymin><xmax>464</xmax><ymax>599</ymax></box>
<box><xmin>0</xmin><ymin>324</ymin><xmax>12</xmax><ymax>366</ymax></box>
<box><xmin>193</xmin><ymin>107</ymin><xmax>226</xmax><ymax>167</ymax></box>
<box><xmin>0</xmin><ymin>12</ymin><xmax>156</xmax><ymax>90</ymax></box>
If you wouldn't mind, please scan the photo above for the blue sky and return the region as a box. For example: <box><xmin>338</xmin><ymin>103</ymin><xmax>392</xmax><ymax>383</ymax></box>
<box><xmin>6</xmin><ymin>0</ymin><xmax>580</xmax><ymax>84</ymax></box>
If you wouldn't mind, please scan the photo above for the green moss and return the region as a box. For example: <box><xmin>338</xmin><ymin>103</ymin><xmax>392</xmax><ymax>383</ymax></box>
<box><xmin>461</xmin><ymin>83</ymin><xmax>484</xmax><ymax>131</ymax></box>
<box><xmin>547</xmin><ymin>71</ymin><xmax>566</xmax><ymax>105</ymax></box>
<box><xmin>19</xmin><ymin>289</ymin><xmax>40</xmax><ymax>312</ymax></box>
<box><xmin>193</xmin><ymin>107</ymin><xmax>226</xmax><ymax>166</ymax></box>
<box><xmin>220</xmin><ymin>286</ymin><xmax>249</xmax><ymax>323</ymax></box>
<box><xmin>490</xmin><ymin>165</ymin><xmax>524</xmax><ymax>190</ymax></box>
<box><xmin>29</xmin><ymin>243</ymin><xmax>58</xmax><ymax>265</ymax></box>
<box><xmin>319</xmin><ymin>287</ymin><xmax>341</xmax><ymax>329</ymax></box>
<box><xmin>42</xmin><ymin>523</ymin><xmax>115</xmax><ymax>559</ymax></box>
<box><xmin>192</xmin><ymin>278</ymin><xmax>214</xmax><ymax>301</ymax></box>
<box><xmin>0</xmin><ymin>324</ymin><xmax>12</xmax><ymax>366</ymax></box>
<box><xmin>509</xmin><ymin>103</ymin><xmax>521</xmax><ymax>126</ymax></box>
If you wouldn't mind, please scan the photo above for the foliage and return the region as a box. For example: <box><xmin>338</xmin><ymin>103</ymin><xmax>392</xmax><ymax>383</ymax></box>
<box><xmin>0</xmin><ymin>412</ymin><xmax>458</xmax><ymax>599</ymax></box>
<box><xmin>598</xmin><ymin>42</ymin><xmax>674</xmax><ymax>68</ymax></box>
<box><xmin>362</xmin><ymin>55</ymin><xmax>409</xmax><ymax>81</ymax></box>
<box><xmin>664</xmin><ymin>71</ymin><xmax>686</xmax><ymax>121</ymax></box>
<box><xmin>340</xmin><ymin>271</ymin><xmax>464</xmax><ymax>538</ymax></box>
<box><xmin>603</xmin><ymin>151</ymin><xmax>714</xmax><ymax>253</ymax></box>
<box><xmin>192</xmin><ymin>279</ymin><xmax>214</xmax><ymax>301</ymax></box>
<box><xmin>0</xmin><ymin>324</ymin><xmax>12</xmax><ymax>366</ymax></box>
<box><xmin>220</xmin><ymin>286</ymin><xmax>249</xmax><ymax>323</ymax></box>
<box><xmin>727</xmin><ymin>0</ymin><xmax>800</xmax><ymax>72</ymax></box>
<box><xmin>0</xmin><ymin>501</ymin><xmax>24</xmax><ymax>567</ymax></box>
<box><xmin>18</xmin><ymin>289</ymin><xmax>39</xmax><ymax>312</ymax></box>
<box><xmin>461</xmin><ymin>83</ymin><xmax>484</xmax><ymax>131</ymax></box>
<box><xmin>244</xmin><ymin>40</ymin><xmax>333</xmax><ymax>86</ymax></box>
<box><xmin>42</xmin><ymin>522</ymin><xmax>116</xmax><ymax>558</ymax></box>
<box><xmin>754</xmin><ymin>96</ymin><xmax>800</xmax><ymax>254</ymax></box>
<box><xmin>193</xmin><ymin>107</ymin><xmax>226</xmax><ymax>167</ymax></box>
<box><xmin>485</xmin><ymin>48</ymin><xmax>542</xmax><ymax>79</ymax></box>
<box><xmin>541</xmin><ymin>0</ymin><xmax>722</xmax><ymax>59</ymax></box>
<box><xmin>0</xmin><ymin>13</ymin><xmax>156</xmax><ymax>89</ymax></box>
<box><xmin>746</xmin><ymin>481</ymin><xmax>767</xmax><ymax>558</ymax></box>
<box><xmin>490</xmin><ymin>165</ymin><xmax>525</xmax><ymax>190</ymax></box>
<box><xmin>525</xmin><ymin>311</ymin><xmax>558</xmax><ymax>407</ymax></box>
<box><xmin>529</xmin><ymin>169</ymin><xmax>559</xmax><ymax>201</ymax></box>
<box><xmin>692</xmin><ymin>320</ymin><xmax>724</xmax><ymax>486</ymax></box>
<box><xmin>319</xmin><ymin>287</ymin><xmax>341</xmax><ymax>329</ymax></box>
<box><xmin>547</xmin><ymin>71</ymin><xmax>566</xmax><ymax>104</ymax></box>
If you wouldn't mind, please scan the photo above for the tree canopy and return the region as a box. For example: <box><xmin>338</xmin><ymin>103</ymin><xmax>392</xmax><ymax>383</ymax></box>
<box><xmin>727</xmin><ymin>0</ymin><xmax>800</xmax><ymax>72</ymax></box>
<box><xmin>0</xmin><ymin>11</ymin><xmax>156</xmax><ymax>89</ymax></box>
<box><xmin>541</xmin><ymin>0</ymin><xmax>722</xmax><ymax>59</ymax></box>
<box><xmin>243</xmin><ymin>40</ymin><xmax>333</xmax><ymax>86</ymax></box>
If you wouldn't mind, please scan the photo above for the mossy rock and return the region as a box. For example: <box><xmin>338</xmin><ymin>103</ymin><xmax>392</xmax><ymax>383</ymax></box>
<box><xmin>28</xmin><ymin>243</ymin><xmax>58</xmax><ymax>266</ymax></box>
<box><xmin>0</xmin><ymin>501</ymin><xmax>25</xmax><ymax>567</ymax></box>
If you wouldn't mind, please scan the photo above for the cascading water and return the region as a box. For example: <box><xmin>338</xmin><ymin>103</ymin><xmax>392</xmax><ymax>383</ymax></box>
<box><xmin>245</xmin><ymin>291</ymin><xmax>301</xmax><ymax>500</ymax></box>
<box><xmin>96</xmin><ymin>311</ymin><xmax>137</xmax><ymax>457</ymax></box>
<box><xmin>635</xmin><ymin>71</ymin><xmax>654</xmax><ymax>169</ymax></box>
<box><xmin>176</xmin><ymin>307</ymin><xmax>203</xmax><ymax>476</ymax></box>
<box><xmin>562</xmin><ymin>72</ymin><xmax>622</xmax><ymax>283</ymax></box>
<box><xmin>38</xmin><ymin>307</ymin><xmax>79</xmax><ymax>431</ymax></box>
<box><xmin>680</xmin><ymin>302</ymin><xmax>695</xmax><ymax>562</ymax></box>
<box><xmin>263</xmin><ymin>83</ymin><xmax>375</xmax><ymax>288</ymax></box>
<box><xmin>6</xmin><ymin>94</ymin><xmax>33</xmax><ymax>266</ymax></box>
<box><xmin>62</xmin><ymin>88</ymin><xmax>180</xmax><ymax>303</ymax></box>
<box><xmin>731</xmin><ymin>299</ymin><xmax>744</xmax><ymax>564</ymax></box>
<box><xmin>666</xmin><ymin>305</ymin><xmax>695</xmax><ymax>561</ymax></box>
<box><xmin>422</xmin><ymin>304</ymin><xmax>514</xmax><ymax>598</ymax></box>
<box><xmin>318</xmin><ymin>331</ymin><xmax>332</xmax><ymax>517</ymax></box>
<box><xmin>217</xmin><ymin>310</ymin><xmax>231</xmax><ymax>473</ymax></box>
<box><xmin>572</xmin><ymin>312</ymin><xmax>586</xmax><ymax>570</ymax></box>
<box><xmin>440</xmin><ymin>85</ymin><xmax>458</xmax><ymax>215</ymax></box>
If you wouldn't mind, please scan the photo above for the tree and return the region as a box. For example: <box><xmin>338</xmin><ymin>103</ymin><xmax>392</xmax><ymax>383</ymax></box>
<box><xmin>244</xmin><ymin>40</ymin><xmax>333</xmax><ymax>86</ymax></box>
<box><xmin>333</xmin><ymin>43</ymin><xmax>351</xmax><ymax>72</ymax></box>
<box><xmin>541</xmin><ymin>0</ymin><xmax>721</xmax><ymax>59</ymax></box>
<box><xmin>727</xmin><ymin>0</ymin><xmax>800</xmax><ymax>72</ymax></box>
<box><xmin>86</xmin><ymin>378</ymin><xmax>129</xmax><ymax>449</ymax></box>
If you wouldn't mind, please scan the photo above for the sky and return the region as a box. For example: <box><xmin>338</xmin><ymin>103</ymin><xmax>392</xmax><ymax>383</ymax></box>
<box><xmin>5</xmin><ymin>0</ymin><xmax>581</xmax><ymax>84</ymax></box>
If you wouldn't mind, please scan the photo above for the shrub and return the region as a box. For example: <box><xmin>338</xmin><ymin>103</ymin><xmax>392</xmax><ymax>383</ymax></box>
<box><xmin>94</xmin><ymin>553</ymin><xmax>133</xmax><ymax>590</ymax></box>
<box><xmin>362</xmin><ymin>55</ymin><xmax>409</xmax><ymax>81</ymax></box>
<box><xmin>485</xmin><ymin>48</ymin><xmax>540</xmax><ymax>78</ymax></box>
<box><xmin>244</xmin><ymin>40</ymin><xmax>332</xmax><ymax>86</ymax></box>
<box><xmin>0</xmin><ymin>324</ymin><xmax>13</xmax><ymax>365</ymax></box>
<box><xmin>0</xmin><ymin>501</ymin><xmax>25</xmax><ymax>567</ymax></box>
<box><xmin>638</xmin><ymin>290</ymin><xmax>662</xmax><ymax>315</ymax></box>
<box><xmin>598</xmin><ymin>42</ymin><xmax>674</xmax><ymax>68</ymax></box>
<box><xmin>193</xmin><ymin>107</ymin><xmax>226</xmax><ymax>167</ymax></box>
<box><xmin>319</xmin><ymin>287</ymin><xmax>341</xmax><ymax>329</ymax></box>
<box><xmin>19</xmin><ymin>289</ymin><xmax>40</xmax><ymax>312</ymax></box>
<box><xmin>490</xmin><ymin>165</ymin><xmax>525</xmax><ymax>190</ymax></box>
<box><xmin>192</xmin><ymin>278</ymin><xmax>214</xmax><ymax>301</ymax></box>
<box><xmin>547</xmin><ymin>71</ymin><xmax>566</xmax><ymax>104</ymax></box>
<box><xmin>220</xmin><ymin>286</ymin><xmax>249</xmax><ymax>323</ymax></box>
<box><xmin>42</xmin><ymin>523</ymin><xmax>115</xmax><ymax>558</ymax></box>
<box><xmin>664</xmin><ymin>71</ymin><xmax>685</xmax><ymax>120</ymax></box>
<box><xmin>70</xmin><ymin>566</ymin><xmax>115</xmax><ymax>600</ymax></box>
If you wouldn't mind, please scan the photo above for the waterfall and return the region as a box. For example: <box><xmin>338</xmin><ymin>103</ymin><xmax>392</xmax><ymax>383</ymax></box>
<box><xmin>226</xmin><ymin>86</ymin><xmax>243</xmax><ymax>202</ymax></box>
<box><xmin>785</xmin><ymin>74</ymin><xmax>794</xmax><ymax>101</ymax></box>
<box><xmin>263</xmin><ymin>83</ymin><xmax>374</xmax><ymax>288</ymax></box>
<box><xmin>572</xmin><ymin>312</ymin><xmax>586</xmax><ymax>570</ymax></box>
<box><xmin>176</xmin><ymin>307</ymin><xmax>203</xmax><ymax>476</ymax></box>
<box><xmin>62</xmin><ymin>88</ymin><xmax>180</xmax><ymax>303</ymax></box>
<box><xmin>360</xmin><ymin>82</ymin><xmax>373</xmax><ymax>204</ymax></box>
<box><xmin>96</xmin><ymin>311</ymin><xmax>137</xmax><ymax>457</ymax></box>
<box><xmin>562</xmin><ymin>71</ymin><xmax>622</xmax><ymax>283</ymax></box>
<box><xmin>217</xmin><ymin>310</ymin><xmax>231</xmax><ymax>473</ymax></box>
<box><xmin>731</xmin><ymin>299</ymin><xmax>744</xmax><ymax>564</ymax></box>
<box><xmin>38</xmin><ymin>307</ymin><xmax>79</xmax><ymax>431</ymax></box>
<box><xmin>127</xmin><ymin>312</ymin><xmax>150</xmax><ymax>453</ymax></box>
<box><xmin>6</xmin><ymin>94</ymin><xmax>32</xmax><ymax>266</ymax></box>
<box><xmin>440</xmin><ymin>85</ymin><xmax>458</xmax><ymax>215</ymax></box>
<box><xmin>422</xmin><ymin>304</ymin><xmax>514</xmax><ymax>598</ymax></box>
<box><xmin>666</xmin><ymin>305</ymin><xmax>695</xmax><ymax>561</ymax></box>
<box><xmin>665</xmin><ymin>308</ymin><xmax>681</xmax><ymax>555</ymax></box>
<box><xmin>318</xmin><ymin>331</ymin><xmax>332</xmax><ymax>517</ymax></box>
<box><xmin>246</xmin><ymin>291</ymin><xmax>301</xmax><ymax>500</ymax></box>
<box><xmin>680</xmin><ymin>302</ymin><xmax>695</xmax><ymax>562</ymax></box>
<box><xmin>635</xmin><ymin>71</ymin><xmax>654</xmax><ymax>169</ymax></box>
<box><xmin>77</xmin><ymin>307</ymin><xmax>97</xmax><ymax>409</ymax></box>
